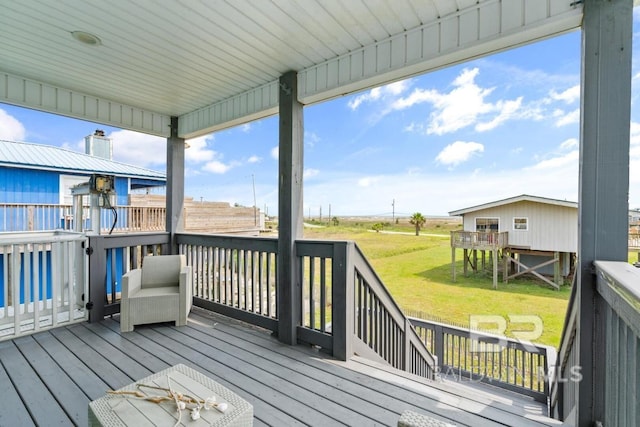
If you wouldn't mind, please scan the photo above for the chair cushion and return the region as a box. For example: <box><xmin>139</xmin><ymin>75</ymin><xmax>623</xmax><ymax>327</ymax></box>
<box><xmin>141</xmin><ymin>255</ymin><xmax>185</xmax><ymax>289</ymax></box>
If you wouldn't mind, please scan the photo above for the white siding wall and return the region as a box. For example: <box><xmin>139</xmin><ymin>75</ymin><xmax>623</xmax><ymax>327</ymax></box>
<box><xmin>461</xmin><ymin>201</ymin><xmax>577</xmax><ymax>252</ymax></box>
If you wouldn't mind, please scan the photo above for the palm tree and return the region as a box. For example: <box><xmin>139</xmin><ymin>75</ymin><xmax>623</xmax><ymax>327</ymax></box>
<box><xmin>410</xmin><ymin>212</ymin><xmax>426</xmax><ymax>236</ymax></box>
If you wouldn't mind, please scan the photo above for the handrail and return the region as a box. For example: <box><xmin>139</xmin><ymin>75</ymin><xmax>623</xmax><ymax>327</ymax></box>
<box><xmin>551</xmin><ymin>262</ymin><xmax>640</xmax><ymax>425</ymax></box>
<box><xmin>593</xmin><ymin>261</ymin><xmax>640</xmax><ymax>427</ymax></box>
<box><xmin>549</xmin><ymin>273</ymin><xmax>578</xmax><ymax>419</ymax></box>
<box><xmin>450</xmin><ymin>231</ymin><xmax>509</xmax><ymax>249</ymax></box>
<box><xmin>410</xmin><ymin>317</ymin><xmax>550</xmax><ymax>403</ymax></box>
<box><xmin>295</xmin><ymin>240</ymin><xmax>436</xmax><ymax>379</ymax></box>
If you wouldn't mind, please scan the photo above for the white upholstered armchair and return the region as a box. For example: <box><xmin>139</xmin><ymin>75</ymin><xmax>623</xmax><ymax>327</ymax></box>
<box><xmin>120</xmin><ymin>254</ymin><xmax>192</xmax><ymax>333</ymax></box>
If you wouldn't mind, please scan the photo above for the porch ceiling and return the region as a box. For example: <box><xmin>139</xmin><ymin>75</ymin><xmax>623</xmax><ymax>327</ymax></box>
<box><xmin>1</xmin><ymin>1</ymin><xmax>582</xmax><ymax>138</ymax></box>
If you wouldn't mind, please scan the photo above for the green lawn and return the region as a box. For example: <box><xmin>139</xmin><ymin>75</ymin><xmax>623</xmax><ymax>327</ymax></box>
<box><xmin>302</xmin><ymin>219</ymin><xmax>571</xmax><ymax>348</ymax></box>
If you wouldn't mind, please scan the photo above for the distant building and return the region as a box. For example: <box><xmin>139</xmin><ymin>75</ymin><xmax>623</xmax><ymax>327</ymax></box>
<box><xmin>449</xmin><ymin>195</ymin><xmax>578</xmax><ymax>288</ymax></box>
<box><xmin>0</xmin><ymin>134</ymin><xmax>165</xmax><ymax>231</ymax></box>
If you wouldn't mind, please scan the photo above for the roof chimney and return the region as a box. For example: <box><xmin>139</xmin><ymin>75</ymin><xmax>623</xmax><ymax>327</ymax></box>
<box><xmin>85</xmin><ymin>130</ymin><xmax>112</xmax><ymax>160</ymax></box>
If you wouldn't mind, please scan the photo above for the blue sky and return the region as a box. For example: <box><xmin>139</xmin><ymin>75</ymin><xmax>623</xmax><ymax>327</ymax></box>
<box><xmin>2</xmin><ymin>14</ymin><xmax>640</xmax><ymax>217</ymax></box>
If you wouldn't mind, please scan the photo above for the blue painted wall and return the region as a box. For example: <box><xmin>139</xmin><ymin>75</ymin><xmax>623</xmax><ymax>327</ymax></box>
<box><xmin>0</xmin><ymin>167</ymin><xmax>134</xmax><ymax>206</ymax></box>
<box><xmin>0</xmin><ymin>167</ymin><xmax>59</xmax><ymax>203</ymax></box>
<box><xmin>115</xmin><ymin>177</ymin><xmax>129</xmax><ymax>205</ymax></box>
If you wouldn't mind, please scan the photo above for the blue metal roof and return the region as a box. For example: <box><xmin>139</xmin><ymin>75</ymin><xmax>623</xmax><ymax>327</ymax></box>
<box><xmin>0</xmin><ymin>139</ymin><xmax>165</xmax><ymax>181</ymax></box>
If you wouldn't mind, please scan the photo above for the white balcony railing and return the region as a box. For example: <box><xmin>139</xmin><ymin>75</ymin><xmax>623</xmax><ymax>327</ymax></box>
<box><xmin>0</xmin><ymin>231</ymin><xmax>88</xmax><ymax>341</ymax></box>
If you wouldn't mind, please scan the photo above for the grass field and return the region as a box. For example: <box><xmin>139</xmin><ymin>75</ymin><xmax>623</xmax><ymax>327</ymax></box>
<box><xmin>299</xmin><ymin>217</ymin><xmax>572</xmax><ymax>348</ymax></box>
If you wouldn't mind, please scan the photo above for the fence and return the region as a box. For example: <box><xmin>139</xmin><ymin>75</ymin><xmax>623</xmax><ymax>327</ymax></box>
<box><xmin>411</xmin><ymin>317</ymin><xmax>550</xmax><ymax>402</ymax></box>
<box><xmin>0</xmin><ymin>203</ymin><xmax>166</xmax><ymax>233</ymax></box>
<box><xmin>177</xmin><ymin>234</ymin><xmax>279</xmax><ymax>332</ymax></box>
<box><xmin>0</xmin><ymin>231</ymin><xmax>88</xmax><ymax>340</ymax></box>
<box><xmin>85</xmin><ymin>234</ymin><xmax>436</xmax><ymax>380</ymax></box>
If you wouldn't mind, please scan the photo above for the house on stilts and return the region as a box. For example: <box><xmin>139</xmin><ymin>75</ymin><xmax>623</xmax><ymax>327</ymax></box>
<box><xmin>450</xmin><ymin>194</ymin><xmax>640</xmax><ymax>289</ymax></box>
<box><xmin>449</xmin><ymin>195</ymin><xmax>577</xmax><ymax>289</ymax></box>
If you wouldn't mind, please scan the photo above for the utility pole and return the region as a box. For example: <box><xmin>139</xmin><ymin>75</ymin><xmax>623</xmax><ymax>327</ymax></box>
<box><xmin>392</xmin><ymin>199</ymin><xmax>395</xmax><ymax>222</ymax></box>
<box><xmin>328</xmin><ymin>204</ymin><xmax>331</xmax><ymax>225</ymax></box>
<box><xmin>319</xmin><ymin>206</ymin><xmax>322</xmax><ymax>222</ymax></box>
<box><xmin>252</xmin><ymin>174</ymin><xmax>257</xmax><ymax>225</ymax></box>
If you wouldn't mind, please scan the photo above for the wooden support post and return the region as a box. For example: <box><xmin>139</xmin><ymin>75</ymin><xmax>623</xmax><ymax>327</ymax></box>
<box><xmin>463</xmin><ymin>249</ymin><xmax>468</xmax><ymax>277</ymax></box>
<box><xmin>472</xmin><ymin>250</ymin><xmax>477</xmax><ymax>273</ymax></box>
<box><xmin>166</xmin><ymin>117</ymin><xmax>185</xmax><ymax>253</ymax></box>
<box><xmin>451</xmin><ymin>247</ymin><xmax>456</xmax><ymax>282</ymax></box>
<box><xmin>332</xmin><ymin>242</ymin><xmax>354</xmax><ymax>360</ymax></box>
<box><xmin>87</xmin><ymin>235</ymin><xmax>105</xmax><ymax>323</ymax></box>
<box><xmin>554</xmin><ymin>252</ymin><xmax>561</xmax><ymax>288</ymax></box>
<box><xmin>277</xmin><ymin>71</ymin><xmax>304</xmax><ymax>345</ymax></box>
<box><xmin>492</xmin><ymin>249</ymin><xmax>498</xmax><ymax>289</ymax></box>
<box><xmin>503</xmin><ymin>249</ymin><xmax>509</xmax><ymax>283</ymax></box>
<box><xmin>577</xmin><ymin>1</ymin><xmax>632</xmax><ymax>425</ymax></box>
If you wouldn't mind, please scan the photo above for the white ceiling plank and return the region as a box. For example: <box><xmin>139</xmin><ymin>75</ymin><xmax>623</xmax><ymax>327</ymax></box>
<box><xmin>298</xmin><ymin>0</ymin><xmax>582</xmax><ymax>106</ymax></box>
<box><xmin>1</xmin><ymin>72</ymin><xmax>170</xmax><ymax>137</ymax></box>
<box><xmin>179</xmin><ymin>81</ymin><xmax>279</xmax><ymax>138</ymax></box>
<box><xmin>0</xmin><ymin>0</ymin><xmax>586</xmax><ymax>137</ymax></box>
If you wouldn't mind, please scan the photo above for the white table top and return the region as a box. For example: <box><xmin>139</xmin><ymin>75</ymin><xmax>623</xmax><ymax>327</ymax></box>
<box><xmin>89</xmin><ymin>364</ymin><xmax>253</xmax><ymax>426</ymax></box>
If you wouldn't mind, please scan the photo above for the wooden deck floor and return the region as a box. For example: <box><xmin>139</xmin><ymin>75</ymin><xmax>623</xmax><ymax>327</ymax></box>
<box><xmin>0</xmin><ymin>307</ymin><xmax>564</xmax><ymax>426</ymax></box>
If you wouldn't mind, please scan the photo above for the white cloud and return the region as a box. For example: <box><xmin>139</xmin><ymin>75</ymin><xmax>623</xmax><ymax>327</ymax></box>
<box><xmin>394</xmin><ymin>68</ymin><xmax>522</xmax><ymax>135</ymax></box>
<box><xmin>475</xmin><ymin>97</ymin><xmax>523</xmax><ymax>131</ymax></box>
<box><xmin>302</xmin><ymin>162</ymin><xmax>579</xmax><ymax>216</ymax></box>
<box><xmin>357</xmin><ymin>176</ymin><xmax>379</xmax><ymax>187</ymax></box>
<box><xmin>549</xmin><ymin>85</ymin><xmax>580</xmax><ymax>104</ymax></box>
<box><xmin>526</xmin><ymin>150</ymin><xmax>578</xmax><ymax>171</ymax></box>
<box><xmin>555</xmin><ymin>108</ymin><xmax>580</xmax><ymax>127</ymax></box>
<box><xmin>348</xmin><ymin>80</ymin><xmax>410</xmax><ymax>110</ymax></box>
<box><xmin>435</xmin><ymin>141</ymin><xmax>484</xmax><ymax>167</ymax></box>
<box><xmin>108</xmin><ymin>130</ymin><xmax>166</xmax><ymax>167</ymax></box>
<box><xmin>203</xmin><ymin>160</ymin><xmax>233</xmax><ymax>174</ymax></box>
<box><xmin>0</xmin><ymin>109</ymin><xmax>26</xmax><ymax>141</ymax></box>
<box><xmin>241</xmin><ymin>123</ymin><xmax>252</xmax><ymax>132</ymax></box>
<box><xmin>185</xmin><ymin>135</ymin><xmax>216</xmax><ymax>163</ymax></box>
<box><xmin>248</xmin><ymin>155</ymin><xmax>261</xmax><ymax>163</ymax></box>
<box><xmin>270</xmin><ymin>146</ymin><xmax>279</xmax><ymax>160</ymax></box>
<box><xmin>560</xmin><ymin>138</ymin><xmax>579</xmax><ymax>150</ymax></box>
<box><xmin>304</xmin><ymin>168</ymin><xmax>319</xmax><ymax>179</ymax></box>
<box><xmin>305</xmin><ymin>131</ymin><xmax>320</xmax><ymax>147</ymax></box>
<box><xmin>630</xmin><ymin>121</ymin><xmax>640</xmax><ymax>146</ymax></box>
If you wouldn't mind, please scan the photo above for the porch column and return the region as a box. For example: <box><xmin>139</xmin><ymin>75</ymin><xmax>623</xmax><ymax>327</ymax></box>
<box><xmin>166</xmin><ymin>116</ymin><xmax>186</xmax><ymax>252</ymax></box>
<box><xmin>277</xmin><ymin>71</ymin><xmax>304</xmax><ymax>345</ymax></box>
<box><xmin>577</xmin><ymin>0</ymin><xmax>632</xmax><ymax>425</ymax></box>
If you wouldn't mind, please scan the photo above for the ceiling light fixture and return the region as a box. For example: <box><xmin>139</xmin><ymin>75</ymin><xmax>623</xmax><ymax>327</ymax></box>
<box><xmin>71</xmin><ymin>31</ymin><xmax>102</xmax><ymax>46</ymax></box>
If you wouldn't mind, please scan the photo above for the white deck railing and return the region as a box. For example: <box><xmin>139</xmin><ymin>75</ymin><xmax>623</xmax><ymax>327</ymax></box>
<box><xmin>0</xmin><ymin>203</ymin><xmax>166</xmax><ymax>234</ymax></box>
<box><xmin>0</xmin><ymin>231</ymin><xmax>88</xmax><ymax>341</ymax></box>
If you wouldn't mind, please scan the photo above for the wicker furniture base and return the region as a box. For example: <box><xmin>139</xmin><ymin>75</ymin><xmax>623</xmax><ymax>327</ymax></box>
<box><xmin>89</xmin><ymin>364</ymin><xmax>253</xmax><ymax>426</ymax></box>
<box><xmin>398</xmin><ymin>410</ymin><xmax>456</xmax><ymax>427</ymax></box>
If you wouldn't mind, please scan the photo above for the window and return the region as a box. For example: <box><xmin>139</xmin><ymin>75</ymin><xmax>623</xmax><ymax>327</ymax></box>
<box><xmin>513</xmin><ymin>217</ymin><xmax>528</xmax><ymax>231</ymax></box>
<box><xmin>475</xmin><ymin>218</ymin><xmax>499</xmax><ymax>232</ymax></box>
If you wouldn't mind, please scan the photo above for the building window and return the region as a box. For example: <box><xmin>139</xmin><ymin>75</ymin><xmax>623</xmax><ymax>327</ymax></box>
<box><xmin>513</xmin><ymin>217</ymin><xmax>528</xmax><ymax>231</ymax></box>
<box><xmin>475</xmin><ymin>218</ymin><xmax>499</xmax><ymax>232</ymax></box>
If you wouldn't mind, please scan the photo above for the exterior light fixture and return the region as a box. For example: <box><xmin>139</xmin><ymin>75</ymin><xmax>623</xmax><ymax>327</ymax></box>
<box><xmin>71</xmin><ymin>31</ymin><xmax>102</xmax><ymax>46</ymax></box>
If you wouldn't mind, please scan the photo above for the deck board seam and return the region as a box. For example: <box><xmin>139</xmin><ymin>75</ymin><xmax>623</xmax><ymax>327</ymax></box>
<box><xmin>146</xmin><ymin>324</ymin><xmax>355</xmax><ymax>426</ymax></box>
<box><xmin>163</xmin><ymin>321</ymin><xmax>401</xmax><ymax>426</ymax></box>
<box><xmin>98</xmin><ymin>318</ymin><xmax>309</xmax><ymax>427</ymax></box>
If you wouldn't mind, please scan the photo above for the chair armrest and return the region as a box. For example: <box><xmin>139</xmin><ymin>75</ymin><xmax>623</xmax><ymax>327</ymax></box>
<box><xmin>122</xmin><ymin>268</ymin><xmax>142</xmax><ymax>297</ymax></box>
<box><xmin>180</xmin><ymin>265</ymin><xmax>192</xmax><ymax>308</ymax></box>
